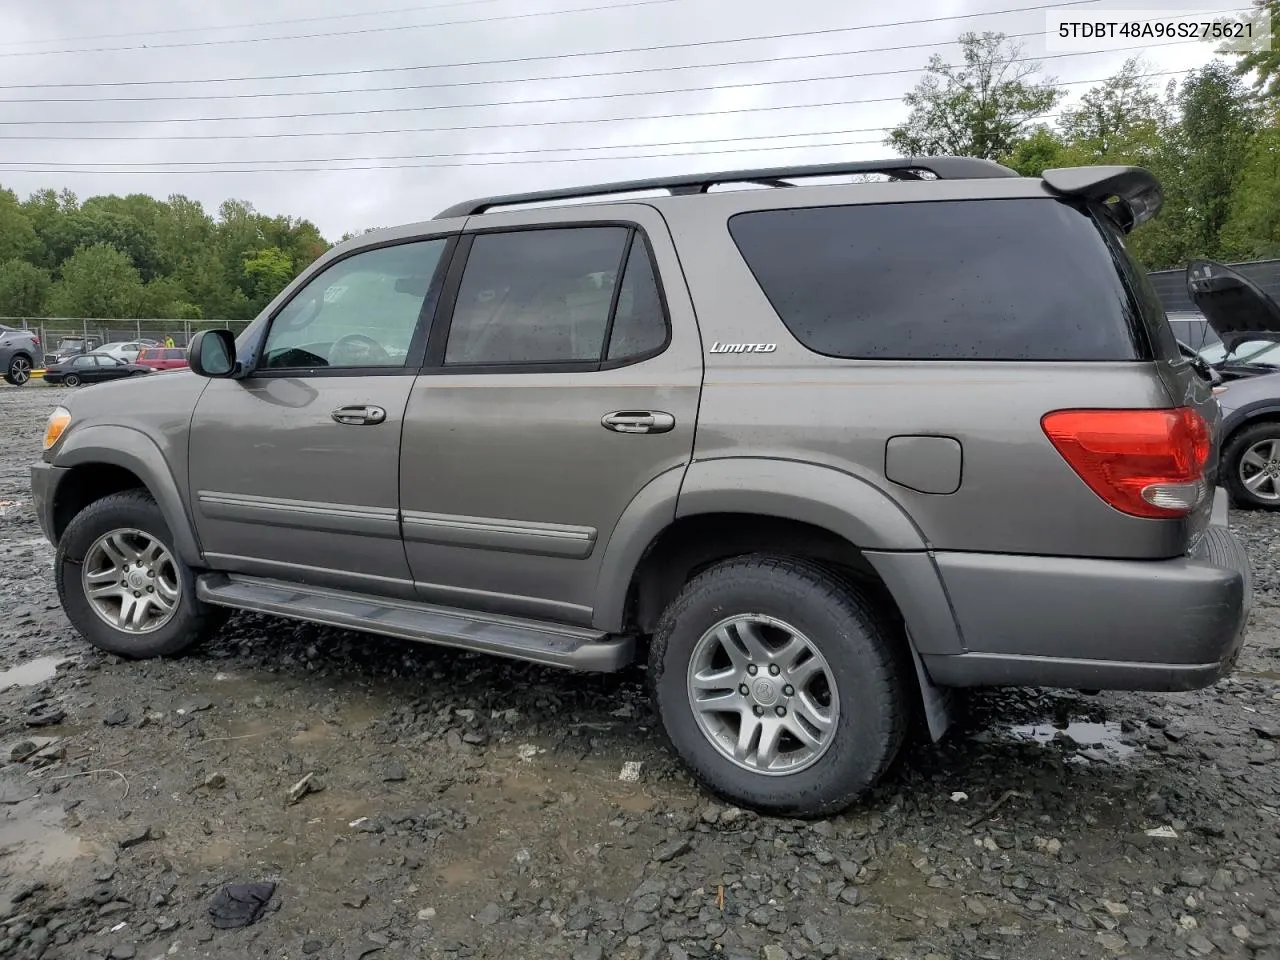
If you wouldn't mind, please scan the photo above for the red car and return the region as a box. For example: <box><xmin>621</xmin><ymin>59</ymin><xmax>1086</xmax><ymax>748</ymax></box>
<box><xmin>136</xmin><ymin>346</ymin><xmax>188</xmax><ymax>371</ymax></box>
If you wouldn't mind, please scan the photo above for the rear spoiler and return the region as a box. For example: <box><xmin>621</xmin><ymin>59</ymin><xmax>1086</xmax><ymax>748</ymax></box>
<box><xmin>1041</xmin><ymin>166</ymin><xmax>1163</xmax><ymax>233</ymax></box>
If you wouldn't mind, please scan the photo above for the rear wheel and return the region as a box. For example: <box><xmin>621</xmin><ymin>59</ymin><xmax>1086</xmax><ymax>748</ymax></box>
<box><xmin>55</xmin><ymin>490</ymin><xmax>226</xmax><ymax>658</ymax></box>
<box><xmin>4</xmin><ymin>354</ymin><xmax>32</xmax><ymax>386</ymax></box>
<box><xmin>1223</xmin><ymin>422</ymin><xmax>1280</xmax><ymax>511</ymax></box>
<box><xmin>648</xmin><ymin>555</ymin><xmax>908</xmax><ymax>817</ymax></box>
<box><xmin>63</xmin><ymin>372</ymin><xmax>81</xmax><ymax>387</ymax></box>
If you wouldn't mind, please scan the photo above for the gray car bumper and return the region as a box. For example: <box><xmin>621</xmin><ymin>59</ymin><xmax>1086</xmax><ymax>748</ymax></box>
<box><xmin>922</xmin><ymin>488</ymin><xmax>1253</xmax><ymax>692</ymax></box>
<box><xmin>30</xmin><ymin>460</ymin><xmax>66</xmax><ymax>545</ymax></box>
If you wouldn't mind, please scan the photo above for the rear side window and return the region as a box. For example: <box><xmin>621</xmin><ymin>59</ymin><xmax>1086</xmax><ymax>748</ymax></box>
<box><xmin>444</xmin><ymin>226</ymin><xmax>668</xmax><ymax>367</ymax></box>
<box><xmin>727</xmin><ymin>198</ymin><xmax>1148</xmax><ymax>361</ymax></box>
<box><xmin>165</xmin><ymin>348</ymin><xmax>184</xmax><ymax>360</ymax></box>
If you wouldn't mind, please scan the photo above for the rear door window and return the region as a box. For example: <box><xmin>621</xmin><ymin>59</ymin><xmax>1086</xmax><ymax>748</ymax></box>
<box><xmin>727</xmin><ymin>198</ymin><xmax>1149</xmax><ymax>361</ymax></box>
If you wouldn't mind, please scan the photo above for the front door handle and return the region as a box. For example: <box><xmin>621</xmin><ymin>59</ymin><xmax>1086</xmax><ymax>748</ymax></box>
<box><xmin>331</xmin><ymin>404</ymin><xmax>387</xmax><ymax>426</ymax></box>
<box><xmin>601</xmin><ymin>411</ymin><xmax>675</xmax><ymax>435</ymax></box>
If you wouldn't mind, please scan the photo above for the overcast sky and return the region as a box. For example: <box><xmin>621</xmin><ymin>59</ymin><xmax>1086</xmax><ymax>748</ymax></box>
<box><xmin>0</xmin><ymin>0</ymin><xmax>1242</xmax><ymax>240</ymax></box>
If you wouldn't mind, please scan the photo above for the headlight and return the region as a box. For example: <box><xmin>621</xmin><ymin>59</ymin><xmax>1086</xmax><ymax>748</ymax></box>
<box><xmin>43</xmin><ymin>406</ymin><xmax>71</xmax><ymax>450</ymax></box>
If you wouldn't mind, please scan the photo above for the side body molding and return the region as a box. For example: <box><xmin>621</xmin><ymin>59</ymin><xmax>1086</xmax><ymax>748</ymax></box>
<box><xmin>51</xmin><ymin>425</ymin><xmax>205</xmax><ymax>567</ymax></box>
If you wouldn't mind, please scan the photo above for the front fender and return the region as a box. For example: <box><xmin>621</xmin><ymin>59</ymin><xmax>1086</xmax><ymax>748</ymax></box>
<box><xmin>50</xmin><ymin>424</ymin><xmax>204</xmax><ymax>566</ymax></box>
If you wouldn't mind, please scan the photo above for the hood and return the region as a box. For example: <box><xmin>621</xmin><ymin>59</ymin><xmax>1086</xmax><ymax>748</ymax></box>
<box><xmin>1186</xmin><ymin>259</ymin><xmax>1280</xmax><ymax>354</ymax></box>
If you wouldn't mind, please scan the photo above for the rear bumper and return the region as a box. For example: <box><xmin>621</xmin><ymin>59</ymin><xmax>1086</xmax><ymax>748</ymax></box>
<box><xmin>922</xmin><ymin>488</ymin><xmax>1253</xmax><ymax>692</ymax></box>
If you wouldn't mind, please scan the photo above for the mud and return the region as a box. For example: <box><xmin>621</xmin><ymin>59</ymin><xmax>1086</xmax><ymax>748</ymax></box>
<box><xmin>2</xmin><ymin>384</ymin><xmax>1279</xmax><ymax>960</ymax></box>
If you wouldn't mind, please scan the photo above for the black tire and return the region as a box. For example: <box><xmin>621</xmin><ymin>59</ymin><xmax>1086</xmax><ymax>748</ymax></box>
<box><xmin>63</xmin><ymin>373</ymin><xmax>81</xmax><ymax>387</ymax></box>
<box><xmin>55</xmin><ymin>490</ymin><xmax>226</xmax><ymax>658</ymax></box>
<box><xmin>4</xmin><ymin>353</ymin><xmax>33</xmax><ymax>387</ymax></box>
<box><xmin>648</xmin><ymin>555</ymin><xmax>908</xmax><ymax>818</ymax></box>
<box><xmin>1222</xmin><ymin>421</ymin><xmax>1280</xmax><ymax>511</ymax></box>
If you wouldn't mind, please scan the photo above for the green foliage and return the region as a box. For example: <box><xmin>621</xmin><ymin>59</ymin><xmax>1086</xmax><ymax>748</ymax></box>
<box><xmin>1212</xmin><ymin>0</ymin><xmax>1279</xmax><ymax>106</ymax></box>
<box><xmin>242</xmin><ymin>246</ymin><xmax>295</xmax><ymax>305</ymax></box>
<box><xmin>0</xmin><ymin>189</ymin><xmax>39</xmax><ymax>264</ymax></box>
<box><xmin>46</xmin><ymin>245</ymin><xmax>146</xmax><ymax>319</ymax></box>
<box><xmin>0</xmin><ymin>185</ymin><xmax>331</xmax><ymax>321</ymax></box>
<box><xmin>0</xmin><ymin>260</ymin><xmax>51</xmax><ymax>317</ymax></box>
<box><xmin>886</xmin><ymin>32</ymin><xmax>1065</xmax><ymax>159</ymax></box>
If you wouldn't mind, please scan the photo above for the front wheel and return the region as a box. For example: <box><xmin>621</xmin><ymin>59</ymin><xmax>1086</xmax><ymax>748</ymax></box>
<box><xmin>63</xmin><ymin>372</ymin><xmax>81</xmax><ymax>387</ymax></box>
<box><xmin>4</xmin><ymin>354</ymin><xmax>32</xmax><ymax>386</ymax></box>
<box><xmin>1223</xmin><ymin>422</ymin><xmax>1280</xmax><ymax>511</ymax></box>
<box><xmin>55</xmin><ymin>490</ymin><xmax>226</xmax><ymax>658</ymax></box>
<box><xmin>649</xmin><ymin>555</ymin><xmax>908</xmax><ymax>818</ymax></box>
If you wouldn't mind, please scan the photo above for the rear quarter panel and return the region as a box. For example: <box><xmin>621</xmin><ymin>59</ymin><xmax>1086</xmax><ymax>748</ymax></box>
<box><xmin>657</xmin><ymin>182</ymin><xmax>1195</xmax><ymax>560</ymax></box>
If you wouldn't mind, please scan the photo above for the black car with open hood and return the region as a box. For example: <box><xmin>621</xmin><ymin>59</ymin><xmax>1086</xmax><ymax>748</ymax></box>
<box><xmin>1187</xmin><ymin>259</ymin><xmax>1280</xmax><ymax>355</ymax></box>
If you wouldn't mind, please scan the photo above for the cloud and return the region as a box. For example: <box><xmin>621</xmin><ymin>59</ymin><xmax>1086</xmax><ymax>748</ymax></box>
<box><xmin>0</xmin><ymin>0</ymin><xmax>1228</xmax><ymax>239</ymax></box>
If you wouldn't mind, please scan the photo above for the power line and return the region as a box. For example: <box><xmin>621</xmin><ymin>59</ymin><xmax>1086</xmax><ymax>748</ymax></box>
<box><xmin>0</xmin><ymin>37</ymin><xmax>1207</xmax><ymax>129</ymax></box>
<box><xmin>1</xmin><ymin>7</ymin><xmax>1233</xmax><ymax>108</ymax></box>
<box><xmin>0</xmin><ymin>67</ymin><xmax>1194</xmax><ymax>170</ymax></box>
<box><xmin>0</xmin><ymin>0</ymin><xmax>678</xmax><ymax>59</ymax></box>
<box><xmin>0</xmin><ymin>0</ymin><xmax>1102</xmax><ymax>81</ymax></box>
<box><xmin>0</xmin><ymin>0</ymin><xmax>537</xmax><ymax>48</ymax></box>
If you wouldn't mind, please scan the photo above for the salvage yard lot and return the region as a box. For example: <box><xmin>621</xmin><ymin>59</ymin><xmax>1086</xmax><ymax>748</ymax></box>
<box><xmin>1</xmin><ymin>384</ymin><xmax>1278</xmax><ymax>960</ymax></box>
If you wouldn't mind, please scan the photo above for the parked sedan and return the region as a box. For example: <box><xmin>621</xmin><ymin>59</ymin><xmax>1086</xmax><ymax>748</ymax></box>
<box><xmin>98</xmin><ymin>340</ymin><xmax>153</xmax><ymax>363</ymax></box>
<box><xmin>135</xmin><ymin>345</ymin><xmax>188</xmax><ymax>371</ymax></box>
<box><xmin>43</xmin><ymin>352</ymin><xmax>153</xmax><ymax>387</ymax></box>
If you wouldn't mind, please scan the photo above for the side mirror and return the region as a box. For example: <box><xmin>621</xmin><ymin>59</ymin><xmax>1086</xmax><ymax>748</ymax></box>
<box><xmin>187</xmin><ymin>329</ymin><xmax>238</xmax><ymax>378</ymax></box>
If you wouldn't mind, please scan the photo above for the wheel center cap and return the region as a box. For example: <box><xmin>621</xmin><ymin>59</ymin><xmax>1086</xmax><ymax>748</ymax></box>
<box><xmin>127</xmin><ymin>569</ymin><xmax>148</xmax><ymax>590</ymax></box>
<box><xmin>751</xmin><ymin>677</ymin><xmax>780</xmax><ymax>706</ymax></box>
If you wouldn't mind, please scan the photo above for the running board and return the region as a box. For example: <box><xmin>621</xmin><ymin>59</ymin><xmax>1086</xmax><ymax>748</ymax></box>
<box><xmin>195</xmin><ymin>573</ymin><xmax>634</xmax><ymax>672</ymax></box>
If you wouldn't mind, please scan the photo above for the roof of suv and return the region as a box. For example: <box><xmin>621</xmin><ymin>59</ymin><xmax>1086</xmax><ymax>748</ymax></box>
<box><xmin>429</xmin><ymin>157</ymin><xmax>1164</xmax><ymax>235</ymax></box>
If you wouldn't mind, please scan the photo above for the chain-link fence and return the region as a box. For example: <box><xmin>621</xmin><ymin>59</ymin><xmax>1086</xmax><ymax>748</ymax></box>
<box><xmin>0</xmin><ymin>318</ymin><xmax>253</xmax><ymax>366</ymax></box>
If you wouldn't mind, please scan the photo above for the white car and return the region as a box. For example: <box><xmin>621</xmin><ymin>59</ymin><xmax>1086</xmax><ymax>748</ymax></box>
<box><xmin>98</xmin><ymin>340</ymin><xmax>154</xmax><ymax>363</ymax></box>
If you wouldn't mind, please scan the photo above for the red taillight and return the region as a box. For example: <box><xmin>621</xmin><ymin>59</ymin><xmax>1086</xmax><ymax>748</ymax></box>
<box><xmin>1041</xmin><ymin>408</ymin><xmax>1211</xmax><ymax>519</ymax></box>
<box><xmin>32</xmin><ymin>336</ymin><xmax>40</xmax><ymax>346</ymax></box>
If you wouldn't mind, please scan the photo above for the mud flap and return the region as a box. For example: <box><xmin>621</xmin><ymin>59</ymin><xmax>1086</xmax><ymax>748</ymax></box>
<box><xmin>910</xmin><ymin>639</ymin><xmax>955</xmax><ymax>741</ymax></box>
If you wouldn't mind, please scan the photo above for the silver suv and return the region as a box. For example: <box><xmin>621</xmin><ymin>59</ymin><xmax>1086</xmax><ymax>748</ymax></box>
<box><xmin>30</xmin><ymin>158</ymin><xmax>1259</xmax><ymax>816</ymax></box>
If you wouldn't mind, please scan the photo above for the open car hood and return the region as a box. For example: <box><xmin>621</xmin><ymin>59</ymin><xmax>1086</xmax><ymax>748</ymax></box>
<box><xmin>1186</xmin><ymin>259</ymin><xmax>1280</xmax><ymax>353</ymax></box>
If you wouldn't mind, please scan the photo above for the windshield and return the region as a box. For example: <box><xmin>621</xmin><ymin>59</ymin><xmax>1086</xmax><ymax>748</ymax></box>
<box><xmin>1200</xmin><ymin>339</ymin><xmax>1280</xmax><ymax>367</ymax></box>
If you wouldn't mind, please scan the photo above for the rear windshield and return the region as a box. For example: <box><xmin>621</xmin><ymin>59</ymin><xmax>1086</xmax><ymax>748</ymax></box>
<box><xmin>727</xmin><ymin>198</ymin><xmax>1150</xmax><ymax>362</ymax></box>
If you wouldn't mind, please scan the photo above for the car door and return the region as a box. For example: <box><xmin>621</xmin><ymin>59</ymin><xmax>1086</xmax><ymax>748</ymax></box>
<box><xmin>187</xmin><ymin>232</ymin><xmax>457</xmax><ymax>598</ymax></box>
<box><xmin>398</xmin><ymin>206</ymin><xmax>702</xmax><ymax>626</ymax></box>
<box><xmin>69</xmin><ymin>355</ymin><xmax>96</xmax><ymax>381</ymax></box>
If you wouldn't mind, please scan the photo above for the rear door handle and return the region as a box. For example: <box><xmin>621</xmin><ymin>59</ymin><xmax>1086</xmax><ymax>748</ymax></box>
<box><xmin>331</xmin><ymin>404</ymin><xmax>387</xmax><ymax>426</ymax></box>
<box><xmin>601</xmin><ymin>411</ymin><xmax>675</xmax><ymax>435</ymax></box>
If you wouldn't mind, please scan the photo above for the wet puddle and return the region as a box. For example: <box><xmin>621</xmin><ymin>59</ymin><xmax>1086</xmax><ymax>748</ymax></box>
<box><xmin>1008</xmin><ymin>721</ymin><xmax>1136</xmax><ymax>760</ymax></box>
<box><xmin>0</xmin><ymin>656</ymin><xmax>68</xmax><ymax>691</ymax></box>
<box><xmin>0</xmin><ymin>803</ymin><xmax>88</xmax><ymax>870</ymax></box>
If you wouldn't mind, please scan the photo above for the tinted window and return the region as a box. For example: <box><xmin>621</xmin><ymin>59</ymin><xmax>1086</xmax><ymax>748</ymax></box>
<box><xmin>1092</xmin><ymin>211</ymin><xmax>1180</xmax><ymax>360</ymax></box>
<box><xmin>607</xmin><ymin>238</ymin><xmax>668</xmax><ymax>361</ymax></box>
<box><xmin>164</xmin><ymin>348</ymin><xmax>184</xmax><ymax>360</ymax></box>
<box><xmin>263</xmin><ymin>239</ymin><xmax>448</xmax><ymax>369</ymax></box>
<box><xmin>728</xmin><ymin>199</ymin><xmax>1146</xmax><ymax>361</ymax></box>
<box><xmin>445</xmin><ymin>227</ymin><xmax>630</xmax><ymax>365</ymax></box>
<box><xmin>72</xmin><ymin>356</ymin><xmax>95</xmax><ymax>368</ymax></box>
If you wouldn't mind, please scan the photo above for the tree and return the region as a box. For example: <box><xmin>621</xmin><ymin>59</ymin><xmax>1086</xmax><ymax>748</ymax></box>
<box><xmin>1057</xmin><ymin>59</ymin><xmax>1167</xmax><ymax>165</ymax></box>
<box><xmin>1002</xmin><ymin>127</ymin><xmax>1067</xmax><ymax>176</ymax></box>
<box><xmin>0</xmin><ymin>189</ymin><xmax>39</xmax><ymax>264</ymax></box>
<box><xmin>1169</xmin><ymin>62</ymin><xmax>1257</xmax><ymax>260</ymax></box>
<box><xmin>886</xmin><ymin>32</ymin><xmax>1065</xmax><ymax>159</ymax></box>
<box><xmin>0</xmin><ymin>260</ymin><xmax>50</xmax><ymax>317</ymax></box>
<box><xmin>1220</xmin><ymin>126</ymin><xmax>1280</xmax><ymax>258</ymax></box>
<box><xmin>45</xmin><ymin>244</ymin><xmax>146</xmax><ymax>318</ymax></box>
<box><xmin>1211</xmin><ymin>0</ymin><xmax>1279</xmax><ymax>106</ymax></box>
<box><xmin>241</xmin><ymin>246</ymin><xmax>294</xmax><ymax>307</ymax></box>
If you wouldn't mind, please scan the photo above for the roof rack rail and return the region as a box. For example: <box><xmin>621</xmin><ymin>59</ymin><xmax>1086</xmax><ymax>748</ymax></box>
<box><xmin>433</xmin><ymin>156</ymin><xmax>1021</xmax><ymax>219</ymax></box>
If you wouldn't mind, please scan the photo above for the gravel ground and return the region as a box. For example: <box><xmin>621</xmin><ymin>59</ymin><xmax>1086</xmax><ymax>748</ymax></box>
<box><xmin>1</xmin><ymin>383</ymin><xmax>1278</xmax><ymax>960</ymax></box>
